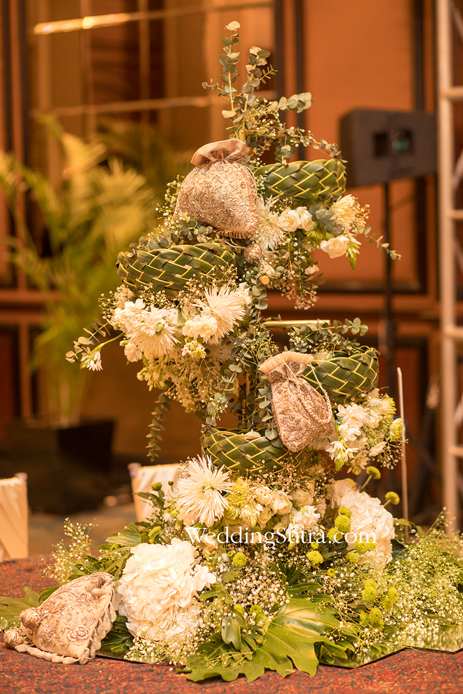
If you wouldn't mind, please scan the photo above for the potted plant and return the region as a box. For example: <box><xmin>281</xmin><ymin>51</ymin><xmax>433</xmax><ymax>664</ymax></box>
<box><xmin>0</xmin><ymin>120</ymin><xmax>161</xmax><ymax>512</ymax></box>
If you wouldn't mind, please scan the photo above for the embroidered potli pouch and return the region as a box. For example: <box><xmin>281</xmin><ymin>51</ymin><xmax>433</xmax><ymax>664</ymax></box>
<box><xmin>260</xmin><ymin>351</ymin><xmax>335</xmax><ymax>452</ymax></box>
<box><xmin>175</xmin><ymin>138</ymin><xmax>258</xmax><ymax>238</ymax></box>
<box><xmin>4</xmin><ymin>573</ymin><xmax>116</xmax><ymax>664</ymax></box>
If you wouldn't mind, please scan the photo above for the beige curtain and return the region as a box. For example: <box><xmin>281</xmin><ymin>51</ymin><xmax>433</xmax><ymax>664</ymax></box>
<box><xmin>0</xmin><ymin>477</ymin><xmax>28</xmax><ymax>561</ymax></box>
<box><xmin>130</xmin><ymin>464</ymin><xmax>179</xmax><ymax>522</ymax></box>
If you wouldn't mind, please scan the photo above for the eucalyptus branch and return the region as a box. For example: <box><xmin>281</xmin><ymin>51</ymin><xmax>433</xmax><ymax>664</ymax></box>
<box><xmin>146</xmin><ymin>390</ymin><xmax>172</xmax><ymax>461</ymax></box>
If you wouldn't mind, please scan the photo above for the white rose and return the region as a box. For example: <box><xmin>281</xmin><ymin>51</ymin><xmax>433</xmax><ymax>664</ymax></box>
<box><xmin>270</xmin><ymin>491</ymin><xmax>293</xmax><ymax>515</ymax></box>
<box><xmin>115</xmin><ymin>539</ymin><xmax>215</xmax><ymax>643</ymax></box>
<box><xmin>305</xmin><ymin>265</ymin><xmax>319</xmax><ymax>276</ymax></box>
<box><xmin>278</xmin><ymin>208</ymin><xmax>300</xmax><ymax>232</ymax></box>
<box><xmin>320</xmin><ymin>235</ymin><xmax>350</xmax><ymax>258</ymax></box>
<box><xmin>290</xmin><ymin>485</ymin><xmax>314</xmax><ymax>506</ymax></box>
<box><xmin>257</xmin><ymin>505</ymin><xmax>274</xmax><ymax>529</ymax></box>
<box><xmin>254</xmin><ymin>485</ymin><xmax>274</xmax><ymax>506</ymax></box>
<box><xmin>296</xmin><ymin>206</ymin><xmax>315</xmax><ymax>231</ymax></box>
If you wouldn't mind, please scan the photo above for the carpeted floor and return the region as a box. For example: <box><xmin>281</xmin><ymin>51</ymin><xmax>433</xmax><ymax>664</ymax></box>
<box><xmin>1</xmin><ymin>558</ymin><xmax>463</xmax><ymax>694</ymax></box>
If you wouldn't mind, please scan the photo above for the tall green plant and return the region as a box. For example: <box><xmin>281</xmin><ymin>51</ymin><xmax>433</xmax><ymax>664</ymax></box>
<box><xmin>0</xmin><ymin>122</ymin><xmax>159</xmax><ymax>425</ymax></box>
<box><xmin>96</xmin><ymin>119</ymin><xmax>193</xmax><ymax>193</ymax></box>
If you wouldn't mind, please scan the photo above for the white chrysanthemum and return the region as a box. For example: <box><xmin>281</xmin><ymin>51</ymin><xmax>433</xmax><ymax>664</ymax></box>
<box><xmin>176</xmin><ymin>455</ymin><xmax>232</xmax><ymax>527</ymax></box>
<box><xmin>320</xmin><ymin>235</ymin><xmax>349</xmax><ymax>258</ymax></box>
<box><xmin>133</xmin><ymin>308</ymin><xmax>179</xmax><ymax>359</ymax></box>
<box><xmin>196</xmin><ymin>286</ymin><xmax>248</xmax><ymax>342</ymax></box>
<box><xmin>182</xmin><ymin>315</ymin><xmax>217</xmax><ymax>342</ymax></box>
<box><xmin>112</xmin><ymin>301</ymin><xmax>179</xmax><ymax>359</ymax></box>
<box><xmin>115</xmin><ymin>539</ymin><xmax>215</xmax><ymax>643</ymax></box>
<box><xmin>331</xmin><ymin>194</ymin><xmax>358</xmax><ymax>228</ymax></box>
<box><xmin>253</xmin><ymin>198</ymin><xmax>286</xmax><ymax>250</ymax></box>
<box><xmin>330</xmin><ymin>480</ymin><xmax>395</xmax><ymax>567</ymax></box>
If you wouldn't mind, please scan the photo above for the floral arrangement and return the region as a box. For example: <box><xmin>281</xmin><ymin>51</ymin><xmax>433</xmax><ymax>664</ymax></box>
<box><xmin>2</xmin><ymin>21</ymin><xmax>463</xmax><ymax>683</ymax></box>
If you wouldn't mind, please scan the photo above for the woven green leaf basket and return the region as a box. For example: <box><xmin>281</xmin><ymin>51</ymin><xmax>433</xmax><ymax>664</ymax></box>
<box><xmin>255</xmin><ymin>158</ymin><xmax>346</xmax><ymax>205</ymax></box>
<box><xmin>301</xmin><ymin>347</ymin><xmax>379</xmax><ymax>405</ymax></box>
<box><xmin>117</xmin><ymin>242</ymin><xmax>235</xmax><ymax>296</ymax></box>
<box><xmin>202</xmin><ymin>427</ymin><xmax>307</xmax><ymax>475</ymax></box>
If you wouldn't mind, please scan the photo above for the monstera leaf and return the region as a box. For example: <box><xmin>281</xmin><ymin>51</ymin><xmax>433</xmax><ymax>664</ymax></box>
<box><xmin>185</xmin><ymin>598</ymin><xmax>343</xmax><ymax>682</ymax></box>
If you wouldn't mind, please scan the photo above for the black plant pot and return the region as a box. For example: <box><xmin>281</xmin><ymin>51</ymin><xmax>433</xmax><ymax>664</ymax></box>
<box><xmin>3</xmin><ymin>419</ymin><xmax>115</xmax><ymax>514</ymax></box>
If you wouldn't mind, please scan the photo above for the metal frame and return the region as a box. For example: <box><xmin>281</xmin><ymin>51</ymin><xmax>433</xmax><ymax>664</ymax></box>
<box><xmin>437</xmin><ymin>0</ymin><xmax>460</xmax><ymax>526</ymax></box>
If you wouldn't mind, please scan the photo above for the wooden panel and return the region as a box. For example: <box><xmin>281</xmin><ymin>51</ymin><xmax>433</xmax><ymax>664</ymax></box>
<box><xmin>0</xmin><ymin>328</ymin><xmax>19</xmax><ymax>440</ymax></box>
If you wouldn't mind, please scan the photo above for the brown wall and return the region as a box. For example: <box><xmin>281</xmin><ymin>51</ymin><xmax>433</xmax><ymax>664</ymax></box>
<box><xmin>0</xmin><ymin>2</ymin><xmax>440</xmax><ymax>483</ymax></box>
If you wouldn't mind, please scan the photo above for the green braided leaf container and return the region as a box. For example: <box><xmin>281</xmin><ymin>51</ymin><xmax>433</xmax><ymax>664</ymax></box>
<box><xmin>202</xmin><ymin>427</ymin><xmax>307</xmax><ymax>475</ymax></box>
<box><xmin>255</xmin><ymin>158</ymin><xmax>346</xmax><ymax>205</ymax></box>
<box><xmin>301</xmin><ymin>347</ymin><xmax>379</xmax><ymax>405</ymax></box>
<box><xmin>117</xmin><ymin>242</ymin><xmax>236</xmax><ymax>296</ymax></box>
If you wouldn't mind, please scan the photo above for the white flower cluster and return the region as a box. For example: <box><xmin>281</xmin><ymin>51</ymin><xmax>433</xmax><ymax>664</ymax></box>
<box><xmin>253</xmin><ymin>194</ymin><xmax>366</xmax><ymax>262</ymax></box>
<box><xmin>116</xmin><ymin>539</ymin><xmax>216</xmax><ymax>644</ymax></box>
<box><xmin>253</xmin><ymin>197</ymin><xmax>314</xmax><ymax>251</ymax></box>
<box><xmin>324</xmin><ymin>390</ymin><xmax>400</xmax><ymax>473</ymax></box>
<box><xmin>107</xmin><ymin>284</ymin><xmax>250</xmax><ymax>367</ymax></box>
<box><xmin>320</xmin><ymin>194</ymin><xmax>365</xmax><ymax>260</ymax></box>
<box><xmin>182</xmin><ymin>284</ymin><xmax>251</xmax><ymax>345</ymax></box>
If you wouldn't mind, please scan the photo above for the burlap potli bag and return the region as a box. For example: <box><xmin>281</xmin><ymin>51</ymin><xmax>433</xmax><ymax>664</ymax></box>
<box><xmin>175</xmin><ymin>139</ymin><xmax>258</xmax><ymax>239</ymax></box>
<box><xmin>260</xmin><ymin>351</ymin><xmax>335</xmax><ymax>452</ymax></box>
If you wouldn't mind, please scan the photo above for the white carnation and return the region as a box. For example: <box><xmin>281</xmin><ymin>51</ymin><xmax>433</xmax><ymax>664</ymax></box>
<box><xmin>320</xmin><ymin>235</ymin><xmax>349</xmax><ymax>258</ymax></box>
<box><xmin>124</xmin><ymin>341</ymin><xmax>142</xmax><ymax>362</ymax></box>
<box><xmin>115</xmin><ymin>539</ymin><xmax>215</xmax><ymax>643</ymax></box>
<box><xmin>291</xmin><ymin>505</ymin><xmax>320</xmax><ymax>531</ymax></box>
<box><xmin>182</xmin><ymin>315</ymin><xmax>218</xmax><ymax>342</ymax></box>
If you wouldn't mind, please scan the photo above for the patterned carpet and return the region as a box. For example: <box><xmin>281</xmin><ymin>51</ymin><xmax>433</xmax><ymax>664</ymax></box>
<box><xmin>1</xmin><ymin>558</ymin><xmax>463</xmax><ymax>694</ymax></box>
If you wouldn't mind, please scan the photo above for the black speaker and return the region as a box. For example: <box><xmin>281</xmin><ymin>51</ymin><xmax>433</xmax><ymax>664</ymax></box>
<box><xmin>339</xmin><ymin>108</ymin><xmax>437</xmax><ymax>187</ymax></box>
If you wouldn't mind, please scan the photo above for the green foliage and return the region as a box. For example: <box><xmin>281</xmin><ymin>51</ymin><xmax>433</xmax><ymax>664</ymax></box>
<box><xmin>202</xmin><ymin>22</ymin><xmax>342</xmax><ymax>162</ymax></box>
<box><xmin>0</xmin><ymin>122</ymin><xmax>159</xmax><ymax>424</ymax></box>
<box><xmin>96</xmin><ymin>119</ymin><xmax>192</xmax><ymax>194</ymax></box>
<box><xmin>0</xmin><ymin>587</ymin><xmax>40</xmax><ymax>630</ymax></box>
<box><xmin>185</xmin><ymin>597</ymin><xmax>341</xmax><ymax>682</ymax></box>
<box><xmin>146</xmin><ymin>391</ymin><xmax>172</xmax><ymax>461</ymax></box>
<box><xmin>99</xmin><ymin>614</ymin><xmax>134</xmax><ymax>657</ymax></box>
